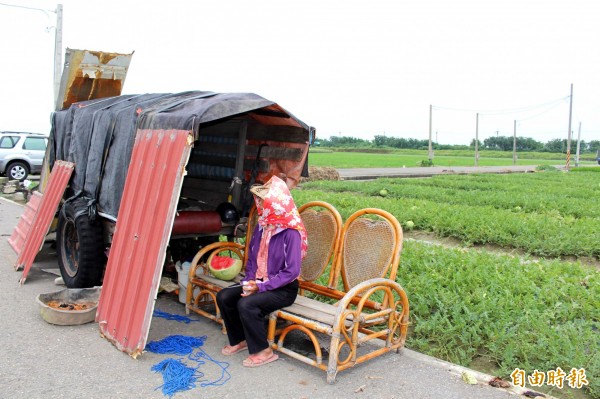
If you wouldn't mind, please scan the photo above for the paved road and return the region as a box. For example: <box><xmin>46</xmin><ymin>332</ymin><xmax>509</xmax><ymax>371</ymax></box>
<box><xmin>337</xmin><ymin>164</ymin><xmax>565</xmax><ymax>180</ymax></box>
<box><xmin>0</xmin><ymin>196</ymin><xmax>532</xmax><ymax>399</ymax></box>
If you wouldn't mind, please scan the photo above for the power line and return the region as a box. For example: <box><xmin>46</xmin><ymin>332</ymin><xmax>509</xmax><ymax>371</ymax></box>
<box><xmin>516</xmin><ymin>99</ymin><xmax>568</xmax><ymax>123</ymax></box>
<box><xmin>0</xmin><ymin>2</ymin><xmax>55</xmax><ymax>17</ymax></box>
<box><xmin>0</xmin><ymin>2</ymin><xmax>63</xmax><ymax>106</ymax></box>
<box><xmin>432</xmin><ymin>95</ymin><xmax>570</xmax><ymax>115</ymax></box>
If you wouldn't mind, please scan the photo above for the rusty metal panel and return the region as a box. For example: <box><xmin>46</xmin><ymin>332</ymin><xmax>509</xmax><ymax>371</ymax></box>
<box><xmin>15</xmin><ymin>161</ymin><xmax>74</xmax><ymax>283</ymax></box>
<box><xmin>56</xmin><ymin>48</ymin><xmax>133</xmax><ymax>110</ymax></box>
<box><xmin>8</xmin><ymin>190</ymin><xmax>43</xmax><ymax>255</ymax></box>
<box><xmin>96</xmin><ymin>129</ymin><xmax>192</xmax><ymax>357</ymax></box>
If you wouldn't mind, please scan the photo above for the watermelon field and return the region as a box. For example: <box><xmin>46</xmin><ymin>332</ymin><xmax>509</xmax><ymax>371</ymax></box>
<box><xmin>308</xmin><ymin>148</ymin><xmax>597</xmax><ymax>168</ymax></box>
<box><xmin>293</xmin><ymin>168</ymin><xmax>599</xmax><ymax>399</ymax></box>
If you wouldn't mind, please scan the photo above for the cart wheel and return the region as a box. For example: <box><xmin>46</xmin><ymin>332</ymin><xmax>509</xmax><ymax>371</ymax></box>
<box><xmin>57</xmin><ymin>201</ymin><xmax>105</xmax><ymax>288</ymax></box>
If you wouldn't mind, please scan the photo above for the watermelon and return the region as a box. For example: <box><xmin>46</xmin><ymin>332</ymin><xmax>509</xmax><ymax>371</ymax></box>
<box><xmin>207</xmin><ymin>254</ymin><xmax>242</xmax><ymax>281</ymax></box>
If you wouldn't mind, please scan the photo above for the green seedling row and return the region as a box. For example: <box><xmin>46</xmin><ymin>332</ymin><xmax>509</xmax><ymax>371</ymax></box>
<box><xmin>399</xmin><ymin>240</ymin><xmax>599</xmax><ymax>398</ymax></box>
<box><xmin>295</xmin><ymin>171</ymin><xmax>600</xmax><ymax>258</ymax></box>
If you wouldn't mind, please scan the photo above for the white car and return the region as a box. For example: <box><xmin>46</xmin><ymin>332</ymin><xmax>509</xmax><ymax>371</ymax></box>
<box><xmin>0</xmin><ymin>131</ymin><xmax>48</xmax><ymax>181</ymax></box>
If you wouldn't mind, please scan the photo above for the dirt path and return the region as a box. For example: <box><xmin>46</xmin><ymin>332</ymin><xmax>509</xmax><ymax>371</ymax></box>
<box><xmin>337</xmin><ymin>164</ymin><xmax>567</xmax><ymax>180</ymax></box>
<box><xmin>403</xmin><ymin>230</ymin><xmax>600</xmax><ymax>269</ymax></box>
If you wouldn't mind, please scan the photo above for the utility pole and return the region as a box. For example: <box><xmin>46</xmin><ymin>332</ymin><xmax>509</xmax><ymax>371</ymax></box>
<box><xmin>575</xmin><ymin>122</ymin><xmax>582</xmax><ymax>167</ymax></box>
<box><xmin>513</xmin><ymin>120</ymin><xmax>517</xmax><ymax>165</ymax></box>
<box><xmin>53</xmin><ymin>4</ymin><xmax>63</xmax><ymax>107</ymax></box>
<box><xmin>474</xmin><ymin>113</ymin><xmax>479</xmax><ymax>167</ymax></box>
<box><xmin>0</xmin><ymin>2</ymin><xmax>63</xmax><ymax>109</ymax></box>
<box><xmin>566</xmin><ymin>84</ymin><xmax>573</xmax><ymax>170</ymax></box>
<box><xmin>428</xmin><ymin>104</ymin><xmax>434</xmax><ymax>161</ymax></box>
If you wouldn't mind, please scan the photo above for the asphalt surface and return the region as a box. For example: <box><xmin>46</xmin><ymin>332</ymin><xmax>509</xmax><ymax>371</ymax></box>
<box><xmin>337</xmin><ymin>164</ymin><xmax>564</xmax><ymax>180</ymax></box>
<box><xmin>0</xmin><ymin>195</ymin><xmax>527</xmax><ymax>399</ymax></box>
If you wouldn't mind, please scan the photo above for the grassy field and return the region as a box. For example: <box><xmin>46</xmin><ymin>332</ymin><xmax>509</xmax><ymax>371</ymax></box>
<box><xmin>308</xmin><ymin>149</ymin><xmax>596</xmax><ymax>168</ymax></box>
<box><xmin>400</xmin><ymin>240</ymin><xmax>598</xmax><ymax>399</ymax></box>
<box><xmin>296</xmin><ymin>170</ymin><xmax>600</xmax><ymax>258</ymax></box>
<box><xmin>293</xmin><ymin>169</ymin><xmax>600</xmax><ymax>398</ymax></box>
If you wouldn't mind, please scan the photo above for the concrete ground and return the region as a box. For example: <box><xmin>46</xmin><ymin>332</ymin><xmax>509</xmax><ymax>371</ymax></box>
<box><xmin>336</xmin><ymin>164</ymin><xmax>565</xmax><ymax>180</ymax></box>
<box><xmin>0</xmin><ymin>196</ymin><xmax>530</xmax><ymax>399</ymax></box>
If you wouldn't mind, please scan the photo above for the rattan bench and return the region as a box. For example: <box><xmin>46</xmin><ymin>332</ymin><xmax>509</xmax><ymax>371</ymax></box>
<box><xmin>267</xmin><ymin>208</ymin><xmax>410</xmax><ymax>384</ymax></box>
<box><xmin>184</xmin><ymin>201</ymin><xmax>341</xmax><ymax>327</ymax></box>
<box><xmin>184</xmin><ymin>204</ymin><xmax>410</xmax><ymax>384</ymax></box>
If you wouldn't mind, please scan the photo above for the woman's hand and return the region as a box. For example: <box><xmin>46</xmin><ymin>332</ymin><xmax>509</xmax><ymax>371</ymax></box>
<box><xmin>241</xmin><ymin>280</ymin><xmax>259</xmax><ymax>296</ymax></box>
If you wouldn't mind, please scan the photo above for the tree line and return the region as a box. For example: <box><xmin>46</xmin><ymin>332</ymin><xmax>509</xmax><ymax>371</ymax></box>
<box><xmin>317</xmin><ymin>135</ymin><xmax>600</xmax><ymax>153</ymax></box>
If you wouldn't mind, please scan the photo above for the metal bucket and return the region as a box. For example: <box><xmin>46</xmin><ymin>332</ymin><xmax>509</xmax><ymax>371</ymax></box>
<box><xmin>36</xmin><ymin>287</ymin><xmax>101</xmax><ymax>325</ymax></box>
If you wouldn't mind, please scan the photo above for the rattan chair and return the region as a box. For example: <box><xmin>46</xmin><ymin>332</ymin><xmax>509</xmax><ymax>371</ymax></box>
<box><xmin>185</xmin><ymin>207</ymin><xmax>257</xmax><ymax>325</ymax></box>
<box><xmin>297</xmin><ymin>201</ymin><xmax>343</xmax><ymax>288</ymax></box>
<box><xmin>269</xmin><ymin>208</ymin><xmax>409</xmax><ymax>384</ymax></box>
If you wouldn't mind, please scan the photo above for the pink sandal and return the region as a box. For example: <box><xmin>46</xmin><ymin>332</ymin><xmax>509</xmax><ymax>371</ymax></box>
<box><xmin>221</xmin><ymin>344</ymin><xmax>248</xmax><ymax>356</ymax></box>
<box><xmin>242</xmin><ymin>353</ymin><xmax>279</xmax><ymax>367</ymax></box>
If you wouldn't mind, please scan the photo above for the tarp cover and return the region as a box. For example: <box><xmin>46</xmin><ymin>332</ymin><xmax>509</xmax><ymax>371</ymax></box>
<box><xmin>48</xmin><ymin>91</ymin><xmax>310</xmax><ymax>219</ymax></box>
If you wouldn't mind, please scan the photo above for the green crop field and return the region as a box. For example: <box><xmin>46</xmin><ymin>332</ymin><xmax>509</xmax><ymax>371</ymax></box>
<box><xmin>295</xmin><ymin>170</ymin><xmax>600</xmax><ymax>258</ymax></box>
<box><xmin>401</xmin><ymin>240</ymin><xmax>598</xmax><ymax>399</ymax></box>
<box><xmin>308</xmin><ymin>149</ymin><xmax>596</xmax><ymax>168</ymax></box>
<box><xmin>293</xmin><ymin>169</ymin><xmax>600</xmax><ymax>398</ymax></box>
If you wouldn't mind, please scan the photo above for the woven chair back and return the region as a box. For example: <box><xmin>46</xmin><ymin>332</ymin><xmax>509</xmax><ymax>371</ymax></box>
<box><xmin>298</xmin><ymin>201</ymin><xmax>342</xmax><ymax>286</ymax></box>
<box><xmin>340</xmin><ymin>209</ymin><xmax>402</xmax><ymax>291</ymax></box>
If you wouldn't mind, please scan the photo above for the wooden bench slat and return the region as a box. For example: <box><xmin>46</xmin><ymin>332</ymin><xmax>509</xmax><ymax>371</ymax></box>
<box><xmin>293</xmin><ymin>295</ymin><xmax>338</xmax><ymax>315</ymax></box>
<box><xmin>281</xmin><ymin>306</ymin><xmax>335</xmax><ymax>326</ymax></box>
<box><xmin>281</xmin><ymin>295</ymin><xmax>366</xmax><ymax>327</ymax></box>
<box><xmin>193</xmin><ymin>274</ymin><xmax>243</xmax><ymax>288</ymax></box>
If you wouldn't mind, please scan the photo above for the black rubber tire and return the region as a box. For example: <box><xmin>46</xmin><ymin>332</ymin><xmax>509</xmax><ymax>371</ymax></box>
<box><xmin>57</xmin><ymin>201</ymin><xmax>106</xmax><ymax>288</ymax></box>
<box><xmin>7</xmin><ymin>161</ymin><xmax>29</xmax><ymax>181</ymax></box>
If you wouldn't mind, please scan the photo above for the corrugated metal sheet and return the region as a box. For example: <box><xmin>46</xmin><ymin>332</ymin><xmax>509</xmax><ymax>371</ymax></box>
<box><xmin>56</xmin><ymin>48</ymin><xmax>133</xmax><ymax>110</ymax></box>
<box><xmin>14</xmin><ymin>161</ymin><xmax>74</xmax><ymax>283</ymax></box>
<box><xmin>8</xmin><ymin>191</ymin><xmax>43</xmax><ymax>257</ymax></box>
<box><xmin>96</xmin><ymin>129</ymin><xmax>192</xmax><ymax>357</ymax></box>
<box><xmin>41</xmin><ymin>48</ymin><xmax>132</xmax><ymax>192</ymax></box>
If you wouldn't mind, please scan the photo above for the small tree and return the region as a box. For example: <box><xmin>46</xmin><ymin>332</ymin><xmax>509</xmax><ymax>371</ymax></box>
<box><xmin>470</xmin><ymin>138</ymin><xmax>483</xmax><ymax>149</ymax></box>
<box><xmin>543</xmin><ymin>139</ymin><xmax>568</xmax><ymax>153</ymax></box>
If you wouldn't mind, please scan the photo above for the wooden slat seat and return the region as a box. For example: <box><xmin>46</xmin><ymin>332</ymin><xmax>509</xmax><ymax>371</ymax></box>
<box><xmin>268</xmin><ymin>208</ymin><xmax>410</xmax><ymax>384</ymax></box>
<box><xmin>279</xmin><ymin>295</ymin><xmax>381</xmax><ymax>329</ymax></box>
<box><xmin>281</xmin><ymin>295</ymin><xmax>340</xmax><ymax>326</ymax></box>
<box><xmin>197</xmin><ymin>273</ymin><xmax>243</xmax><ymax>288</ymax></box>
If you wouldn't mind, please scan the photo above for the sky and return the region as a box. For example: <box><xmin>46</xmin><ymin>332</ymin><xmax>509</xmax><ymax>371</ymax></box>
<box><xmin>0</xmin><ymin>0</ymin><xmax>598</xmax><ymax>145</ymax></box>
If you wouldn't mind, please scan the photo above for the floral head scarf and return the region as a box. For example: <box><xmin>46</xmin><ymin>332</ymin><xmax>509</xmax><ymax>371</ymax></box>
<box><xmin>253</xmin><ymin>175</ymin><xmax>307</xmax><ymax>259</ymax></box>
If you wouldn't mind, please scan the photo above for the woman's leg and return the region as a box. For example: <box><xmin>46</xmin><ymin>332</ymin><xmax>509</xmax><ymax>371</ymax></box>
<box><xmin>237</xmin><ymin>280</ymin><xmax>298</xmax><ymax>354</ymax></box>
<box><xmin>216</xmin><ymin>284</ymin><xmax>246</xmax><ymax>346</ymax></box>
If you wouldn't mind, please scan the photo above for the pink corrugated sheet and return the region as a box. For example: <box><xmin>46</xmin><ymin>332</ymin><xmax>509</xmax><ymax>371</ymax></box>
<box><xmin>96</xmin><ymin>129</ymin><xmax>192</xmax><ymax>357</ymax></box>
<box><xmin>8</xmin><ymin>190</ymin><xmax>43</xmax><ymax>256</ymax></box>
<box><xmin>13</xmin><ymin>160</ymin><xmax>74</xmax><ymax>283</ymax></box>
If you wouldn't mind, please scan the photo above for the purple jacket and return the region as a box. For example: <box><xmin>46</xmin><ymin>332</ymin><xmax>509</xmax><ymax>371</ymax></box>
<box><xmin>243</xmin><ymin>225</ymin><xmax>302</xmax><ymax>292</ymax></box>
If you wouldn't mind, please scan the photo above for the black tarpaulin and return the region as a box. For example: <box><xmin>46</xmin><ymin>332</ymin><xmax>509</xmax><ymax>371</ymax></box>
<box><xmin>49</xmin><ymin>91</ymin><xmax>311</xmax><ymax>219</ymax></box>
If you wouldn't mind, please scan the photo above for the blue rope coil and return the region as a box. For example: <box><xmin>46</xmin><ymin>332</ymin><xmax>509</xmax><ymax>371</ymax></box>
<box><xmin>149</xmin><ymin>311</ymin><xmax>233</xmax><ymax>395</ymax></box>
<box><xmin>146</xmin><ymin>335</ymin><xmax>207</xmax><ymax>356</ymax></box>
<box><xmin>151</xmin><ymin>358</ymin><xmax>200</xmax><ymax>398</ymax></box>
<box><xmin>153</xmin><ymin>309</ymin><xmax>201</xmax><ymax>324</ymax></box>
<box><xmin>148</xmin><ymin>334</ymin><xmax>231</xmax><ymax>395</ymax></box>
<box><xmin>189</xmin><ymin>350</ymin><xmax>231</xmax><ymax>387</ymax></box>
